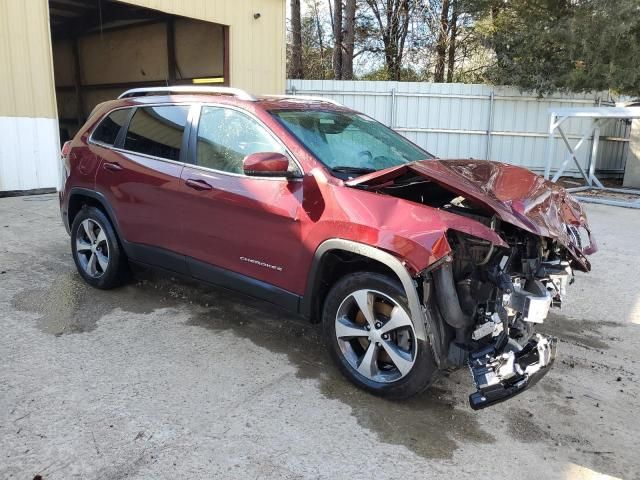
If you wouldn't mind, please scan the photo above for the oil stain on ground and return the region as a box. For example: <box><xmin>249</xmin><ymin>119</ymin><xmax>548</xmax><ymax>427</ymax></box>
<box><xmin>12</xmin><ymin>266</ymin><xmax>494</xmax><ymax>460</ymax></box>
<box><xmin>187</xmin><ymin>295</ymin><xmax>495</xmax><ymax>460</ymax></box>
<box><xmin>540</xmin><ymin>312</ymin><xmax>619</xmax><ymax>351</ymax></box>
<box><xmin>11</xmin><ymin>270</ymin><xmax>184</xmax><ymax>335</ymax></box>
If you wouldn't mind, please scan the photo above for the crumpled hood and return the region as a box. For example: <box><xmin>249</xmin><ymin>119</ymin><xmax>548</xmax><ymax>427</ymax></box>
<box><xmin>346</xmin><ymin>159</ymin><xmax>596</xmax><ymax>270</ymax></box>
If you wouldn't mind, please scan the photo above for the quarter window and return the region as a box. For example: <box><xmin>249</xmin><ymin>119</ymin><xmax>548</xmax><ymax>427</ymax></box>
<box><xmin>196</xmin><ymin>106</ymin><xmax>290</xmax><ymax>174</ymax></box>
<box><xmin>92</xmin><ymin>109</ymin><xmax>129</xmax><ymax>146</ymax></box>
<box><xmin>124</xmin><ymin>106</ymin><xmax>189</xmax><ymax>161</ymax></box>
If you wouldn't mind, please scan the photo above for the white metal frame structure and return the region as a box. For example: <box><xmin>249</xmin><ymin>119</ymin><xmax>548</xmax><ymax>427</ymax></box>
<box><xmin>544</xmin><ymin>107</ymin><xmax>640</xmax><ymax>208</ymax></box>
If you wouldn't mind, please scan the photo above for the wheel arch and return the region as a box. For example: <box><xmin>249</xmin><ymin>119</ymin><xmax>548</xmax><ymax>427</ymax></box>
<box><xmin>301</xmin><ymin>239</ymin><xmax>428</xmax><ymax>342</ymax></box>
<box><xmin>67</xmin><ymin>188</ymin><xmax>123</xmax><ymax>241</ymax></box>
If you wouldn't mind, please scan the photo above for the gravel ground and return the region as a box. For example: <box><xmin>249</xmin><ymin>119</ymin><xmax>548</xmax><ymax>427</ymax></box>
<box><xmin>1</xmin><ymin>194</ymin><xmax>638</xmax><ymax>480</ymax></box>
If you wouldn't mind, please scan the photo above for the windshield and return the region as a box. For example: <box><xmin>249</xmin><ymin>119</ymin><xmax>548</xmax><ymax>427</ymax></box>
<box><xmin>270</xmin><ymin>110</ymin><xmax>433</xmax><ymax>174</ymax></box>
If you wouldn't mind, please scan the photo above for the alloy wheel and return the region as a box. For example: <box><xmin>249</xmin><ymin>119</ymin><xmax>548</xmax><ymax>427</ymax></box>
<box><xmin>335</xmin><ymin>289</ymin><xmax>417</xmax><ymax>383</ymax></box>
<box><xmin>75</xmin><ymin>219</ymin><xmax>110</xmax><ymax>278</ymax></box>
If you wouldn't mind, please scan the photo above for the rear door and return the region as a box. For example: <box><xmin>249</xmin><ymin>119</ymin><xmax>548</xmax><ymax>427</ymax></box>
<box><xmin>94</xmin><ymin>104</ymin><xmax>192</xmax><ymax>271</ymax></box>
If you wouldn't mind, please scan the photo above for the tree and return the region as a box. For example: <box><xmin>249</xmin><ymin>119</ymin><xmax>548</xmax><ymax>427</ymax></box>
<box><xmin>300</xmin><ymin>0</ymin><xmax>334</xmax><ymax>79</ymax></box>
<box><xmin>342</xmin><ymin>0</ymin><xmax>357</xmax><ymax>79</ymax></box>
<box><xmin>331</xmin><ymin>0</ymin><xmax>344</xmax><ymax>79</ymax></box>
<box><xmin>446</xmin><ymin>2</ymin><xmax>458</xmax><ymax>82</ymax></box>
<box><xmin>363</xmin><ymin>0</ymin><xmax>413</xmax><ymax>81</ymax></box>
<box><xmin>433</xmin><ymin>0</ymin><xmax>450</xmax><ymax>82</ymax></box>
<box><xmin>567</xmin><ymin>0</ymin><xmax>640</xmax><ymax>96</ymax></box>
<box><xmin>288</xmin><ymin>0</ymin><xmax>304</xmax><ymax>79</ymax></box>
<box><xmin>471</xmin><ymin>0</ymin><xmax>640</xmax><ymax>96</ymax></box>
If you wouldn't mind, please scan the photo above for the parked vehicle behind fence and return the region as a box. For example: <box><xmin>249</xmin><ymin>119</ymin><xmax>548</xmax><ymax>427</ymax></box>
<box><xmin>59</xmin><ymin>86</ymin><xmax>596</xmax><ymax>409</ymax></box>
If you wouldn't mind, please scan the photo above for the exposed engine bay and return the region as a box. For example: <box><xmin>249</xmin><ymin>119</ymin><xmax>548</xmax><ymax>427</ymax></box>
<box><xmin>360</xmin><ymin>170</ymin><xmax>594</xmax><ymax>409</ymax></box>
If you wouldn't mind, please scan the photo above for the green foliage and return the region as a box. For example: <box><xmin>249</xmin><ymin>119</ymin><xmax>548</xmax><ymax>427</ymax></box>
<box><xmin>358</xmin><ymin>65</ymin><xmax>423</xmax><ymax>81</ymax></box>
<box><xmin>473</xmin><ymin>0</ymin><xmax>640</xmax><ymax>96</ymax></box>
<box><xmin>568</xmin><ymin>0</ymin><xmax>640</xmax><ymax>95</ymax></box>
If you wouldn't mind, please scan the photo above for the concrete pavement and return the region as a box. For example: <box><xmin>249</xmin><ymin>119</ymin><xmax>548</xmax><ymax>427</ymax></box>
<box><xmin>1</xmin><ymin>194</ymin><xmax>638</xmax><ymax>479</ymax></box>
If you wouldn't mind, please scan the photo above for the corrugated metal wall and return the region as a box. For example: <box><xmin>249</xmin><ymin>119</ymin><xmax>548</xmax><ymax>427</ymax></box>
<box><xmin>0</xmin><ymin>0</ymin><xmax>286</xmax><ymax>192</ymax></box>
<box><xmin>0</xmin><ymin>0</ymin><xmax>59</xmax><ymax>192</ymax></box>
<box><xmin>0</xmin><ymin>0</ymin><xmax>56</xmax><ymax>119</ymax></box>
<box><xmin>287</xmin><ymin>80</ymin><xmax>630</xmax><ymax>176</ymax></box>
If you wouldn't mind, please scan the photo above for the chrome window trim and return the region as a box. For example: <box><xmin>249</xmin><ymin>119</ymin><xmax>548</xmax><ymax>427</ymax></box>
<box><xmin>181</xmin><ymin>162</ymin><xmax>303</xmax><ymax>182</ymax></box>
<box><xmin>88</xmin><ymin>103</ymin><xmax>193</xmax><ymax>150</ymax></box>
<box><xmin>108</xmin><ymin>146</ymin><xmax>187</xmax><ymax>168</ymax></box>
<box><xmin>88</xmin><ymin>102</ymin><xmax>305</xmax><ymax>182</ymax></box>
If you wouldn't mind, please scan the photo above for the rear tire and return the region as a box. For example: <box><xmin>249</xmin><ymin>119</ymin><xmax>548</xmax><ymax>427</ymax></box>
<box><xmin>323</xmin><ymin>272</ymin><xmax>437</xmax><ymax>399</ymax></box>
<box><xmin>70</xmin><ymin>206</ymin><xmax>128</xmax><ymax>289</ymax></box>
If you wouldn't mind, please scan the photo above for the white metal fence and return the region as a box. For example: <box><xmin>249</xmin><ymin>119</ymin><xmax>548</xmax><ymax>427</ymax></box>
<box><xmin>286</xmin><ymin>80</ymin><xmax>630</xmax><ymax>176</ymax></box>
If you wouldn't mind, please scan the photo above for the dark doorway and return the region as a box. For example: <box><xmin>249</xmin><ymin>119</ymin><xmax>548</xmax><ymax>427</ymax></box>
<box><xmin>49</xmin><ymin>0</ymin><xmax>229</xmax><ymax>141</ymax></box>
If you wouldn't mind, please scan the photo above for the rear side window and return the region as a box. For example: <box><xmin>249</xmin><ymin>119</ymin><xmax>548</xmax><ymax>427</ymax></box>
<box><xmin>92</xmin><ymin>109</ymin><xmax>129</xmax><ymax>146</ymax></box>
<box><xmin>124</xmin><ymin>106</ymin><xmax>189</xmax><ymax>161</ymax></box>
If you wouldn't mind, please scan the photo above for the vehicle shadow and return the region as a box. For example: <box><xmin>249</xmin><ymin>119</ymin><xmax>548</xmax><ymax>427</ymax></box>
<box><xmin>12</xmin><ymin>265</ymin><xmax>495</xmax><ymax>460</ymax></box>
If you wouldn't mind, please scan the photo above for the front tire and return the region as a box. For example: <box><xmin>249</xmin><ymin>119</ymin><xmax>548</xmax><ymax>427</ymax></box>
<box><xmin>323</xmin><ymin>272</ymin><xmax>437</xmax><ymax>399</ymax></box>
<box><xmin>70</xmin><ymin>206</ymin><xmax>128</xmax><ymax>289</ymax></box>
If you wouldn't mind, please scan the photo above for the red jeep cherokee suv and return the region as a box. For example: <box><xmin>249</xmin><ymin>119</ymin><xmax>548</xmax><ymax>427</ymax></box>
<box><xmin>59</xmin><ymin>86</ymin><xmax>596</xmax><ymax>409</ymax></box>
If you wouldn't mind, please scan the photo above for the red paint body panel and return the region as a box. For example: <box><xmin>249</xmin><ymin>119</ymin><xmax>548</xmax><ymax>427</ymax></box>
<box><xmin>348</xmin><ymin>159</ymin><xmax>595</xmax><ymax>270</ymax></box>
<box><xmin>179</xmin><ymin>166</ymin><xmax>305</xmax><ymax>292</ymax></box>
<box><xmin>94</xmin><ymin>149</ymin><xmax>186</xmax><ymax>254</ymax></box>
<box><xmin>243</xmin><ymin>152</ymin><xmax>290</xmax><ymax>175</ymax></box>
<box><xmin>61</xmin><ymin>93</ymin><xmax>596</xmax><ymax>299</ymax></box>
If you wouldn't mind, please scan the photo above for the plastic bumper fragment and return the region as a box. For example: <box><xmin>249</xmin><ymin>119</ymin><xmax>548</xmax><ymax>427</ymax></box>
<box><xmin>468</xmin><ymin>334</ymin><xmax>557</xmax><ymax>410</ymax></box>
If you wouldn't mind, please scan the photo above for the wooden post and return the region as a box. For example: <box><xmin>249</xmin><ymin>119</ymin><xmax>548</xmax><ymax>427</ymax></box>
<box><xmin>222</xmin><ymin>25</ymin><xmax>230</xmax><ymax>86</ymax></box>
<box><xmin>71</xmin><ymin>38</ymin><xmax>85</xmax><ymax>126</ymax></box>
<box><xmin>166</xmin><ymin>18</ymin><xmax>176</xmax><ymax>84</ymax></box>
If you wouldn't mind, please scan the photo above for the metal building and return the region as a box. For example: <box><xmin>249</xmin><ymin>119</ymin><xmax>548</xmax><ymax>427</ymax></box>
<box><xmin>0</xmin><ymin>0</ymin><xmax>286</xmax><ymax>194</ymax></box>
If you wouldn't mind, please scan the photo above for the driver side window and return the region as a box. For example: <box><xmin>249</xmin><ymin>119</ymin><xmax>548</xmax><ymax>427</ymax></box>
<box><xmin>196</xmin><ymin>106</ymin><xmax>288</xmax><ymax>174</ymax></box>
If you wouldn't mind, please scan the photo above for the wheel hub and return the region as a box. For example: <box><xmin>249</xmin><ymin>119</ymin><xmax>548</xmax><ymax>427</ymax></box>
<box><xmin>335</xmin><ymin>289</ymin><xmax>417</xmax><ymax>383</ymax></box>
<box><xmin>75</xmin><ymin>218</ymin><xmax>110</xmax><ymax>278</ymax></box>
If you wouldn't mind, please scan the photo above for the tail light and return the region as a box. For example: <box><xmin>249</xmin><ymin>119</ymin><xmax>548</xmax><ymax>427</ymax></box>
<box><xmin>61</xmin><ymin>141</ymin><xmax>72</xmax><ymax>159</ymax></box>
<box><xmin>59</xmin><ymin>141</ymin><xmax>73</xmax><ymax>191</ymax></box>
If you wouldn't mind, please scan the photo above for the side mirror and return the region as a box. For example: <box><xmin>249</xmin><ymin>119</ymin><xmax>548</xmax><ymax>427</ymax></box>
<box><xmin>243</xmin><ymin>152</ymin><xmax>296</xmax><ymax>178</ymax></box>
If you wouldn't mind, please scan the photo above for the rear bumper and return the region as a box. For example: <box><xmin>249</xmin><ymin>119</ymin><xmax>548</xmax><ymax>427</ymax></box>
<box><xmin>468</xmin><ymin>334</ymin><xmax>557</xmax><ymax>410</ymax></box>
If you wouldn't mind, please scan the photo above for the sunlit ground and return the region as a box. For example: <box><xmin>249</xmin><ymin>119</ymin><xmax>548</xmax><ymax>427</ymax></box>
<box><xmin>631</xmin><ymin>294</ymin><xmax>640</xmax><ymax>325</ymax></box>
<box><xmin>564</xmin><ymin>463</ymin><xmax>623</xmax><ymax>480</ymax></box>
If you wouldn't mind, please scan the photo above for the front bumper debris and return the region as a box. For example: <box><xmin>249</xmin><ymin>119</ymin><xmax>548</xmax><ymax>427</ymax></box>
<box><xmin>468</xmin><ymin>334</ymin><xmax>557</xmax><ymax>410</ymax></box>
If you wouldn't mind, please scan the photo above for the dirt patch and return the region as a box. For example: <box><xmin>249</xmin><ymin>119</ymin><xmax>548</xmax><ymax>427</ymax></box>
<box><xmin>188</xmin><ymin>302</ymin><xmax>495</xmax><ymax>460</ymax></box>
<box><xmin>539</xmin><ymin>312</ymin><xmax>619</xmax><ymax>351</ymax></box>
<box><xmin>11</xmin><ymin>271</ymin><xmax>184</xmax><ymax>335</ymax></box>
<box><xmin>574</xmin><ymin>188</ymin><xmax>640</xmax><ymax>202</ymax></box>
<box><xmin>506</xmin><ymin>408</ymin><xmax>551</xmax><ymax>443</ymax></box>
<box><xmin>556</xmin><ymin>177</ymin><xmax>623</xmax><ymax>189</ymax></box>
<box><xmin>12</xmin><ymin>267</ymin><xmax>494</xmax><ymax>460</ymax></box>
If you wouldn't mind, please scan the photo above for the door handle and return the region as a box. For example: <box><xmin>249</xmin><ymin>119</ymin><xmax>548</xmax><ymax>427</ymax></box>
<box><xmin>185</xmin><ymin>178</ymin><xmax>213</xmax><ymax>191</ymax></box>
<box><xmin>103</xmin><ymin>162</ymin><xmax>123</xmax><ymax>172</ymax></box>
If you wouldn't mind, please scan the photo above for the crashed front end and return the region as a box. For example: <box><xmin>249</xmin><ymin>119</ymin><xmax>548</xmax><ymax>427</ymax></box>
<box><xmin>348</xmin><ymin>159</ymin><xmax>597</xmax><ymax>409</ymax></box>
<box><xmin>431</xmin><ymin>224</ymin><xmax>576</xmax><ymax>409</ymax></box>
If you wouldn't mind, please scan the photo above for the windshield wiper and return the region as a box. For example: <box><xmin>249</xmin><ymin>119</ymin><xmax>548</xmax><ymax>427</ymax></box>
<box><xmin>331</xmin><ymin>166</ymin><xmax>377</xmax><ymax>175</ymax></box>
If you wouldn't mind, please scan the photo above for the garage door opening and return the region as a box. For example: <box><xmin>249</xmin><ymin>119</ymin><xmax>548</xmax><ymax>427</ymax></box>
<box><xmin>49</xmin><ymin>0</ymin><xmax>229</xmax><ymax>142</ymax></box>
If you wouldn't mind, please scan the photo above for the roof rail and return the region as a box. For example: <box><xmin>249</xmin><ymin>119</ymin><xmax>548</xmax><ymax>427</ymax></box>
<box><xmin>118</xmin><ymin>86</ymin><xmax>257</xmax><ymax>101</ymax></box>
<box><xmin>265</xmin><ymin>94</ymin><xmax>343</xmax><ymax>106</ymax></box>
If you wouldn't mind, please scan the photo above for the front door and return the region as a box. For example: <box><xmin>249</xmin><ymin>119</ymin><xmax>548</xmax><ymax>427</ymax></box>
<box><xmin>179</xmin><ymin>105</ymin><xmax>304</xmax><ymax>298</ymax></box>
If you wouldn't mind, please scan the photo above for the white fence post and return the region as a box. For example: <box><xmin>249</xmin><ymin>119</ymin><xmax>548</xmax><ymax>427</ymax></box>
<box><xmin>485</xmin><ymin>91</ymin><xmax>495</xmax><ymax>160</ymax></box>
<box><xmin>390</xmin><ymin>87</ymin><xmax>397</xmax><ymax>128</ymax></box>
